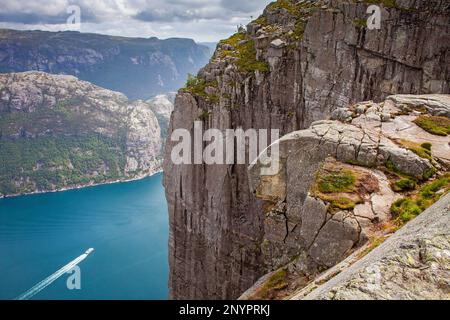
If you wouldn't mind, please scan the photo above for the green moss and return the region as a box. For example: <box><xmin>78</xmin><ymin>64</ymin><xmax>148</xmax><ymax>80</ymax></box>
<box><xmin>421</xmin><ymin>142</ymin><xmax>432</xmax><ymax>151</ymax></box>
<box><xmin>318</xmin><ymin>170</ymin><xmax>356</xmax><ymax>193</ymax></box>
<box><xmin>414</xmin><ymin>115</ymin><xmax>450</xmax><ymax>136</ymax></box>
<box><xmin>398</xmin><ymin>139</ymin><xmax>432</xmax><ymax>160</ymax></box>
<box><xmin>353</xmin><ymin>18</ymin><xmax>367</xmax><ymax>28</ymax></box>
<box><xmin>331</xmin><ymin>197</ymin><xmax>357</xmax><ymax>210</ymax></box>
<box><xmin>391</xmin><ymin>198</ymin><xmax>422</xmax><ymax>223</ymax></box>
<box><xmin>254</xmin><ymin>269</ymin><xmax>288</xmax><ymax>300</ymax></box>
<box><xmin>219</xmin><ymin>33</ymin><xmax>246</xmax><ymax>48</ymax></box>
<box><xmin>423</xmin><ymin>167</ymin><xmax>437</xmax><ymax>180</ymax></box>
<box><xmin>268</xmin><ymin>0</ymin><xmax>301</xmax><ymax>15</ymax></box>
<box><xmin>391</xmin><ymin>174</ymin><xmax>450</xmax><ymax>224</ymax></box>
<box><xmin>235</xmin><ymin>39</ymin><xmax>270</xmax><ymax>74</ymax></box>
<box><xmin>419</xmin><ymin>174</ymin><xmax>450</xmax><ymax>201</ymax></box>
<box><xmin>181</xmin><ymin>74</ymin><xmax>219</xmax><ymax>103</ymax></box>
<box><xmin>292</xmin><ymin>20</ymin><xmax>307</xmax><ymax>40</ymax></box>
<box><xmin>253</xmin><ymin>15</ymin><xmax>268</xmax><ymax>26</ymax></box>
<box><xmin>217</xmin><ymin>34</ymin><xmax>269</xmax><ymax>74</ymax></box>
<box><xmin>394</xmin><ymin>178</ymin><xmax>417</xmax><ymax>192</ymax></box>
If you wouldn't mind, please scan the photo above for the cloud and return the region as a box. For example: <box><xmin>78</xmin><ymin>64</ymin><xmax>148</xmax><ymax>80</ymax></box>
<box><xmin>0</xmin><ymin>0</ymin><xmax>273</xmax><ymax>41</ymax></box>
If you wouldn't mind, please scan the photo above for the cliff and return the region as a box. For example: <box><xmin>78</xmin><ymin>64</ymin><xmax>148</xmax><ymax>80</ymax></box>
<box><xmin>240</xmin><ymin>94</ymin><xmax>449</xmax><ymax>300</ymax></box>
<box><xmin>0</xmin><ymin>29</ymin><xmax>211</xmax><ymax>100</ymax></box>
<box><xmin>296</xmin><ymin>192</ymin><xmax>450</xmax><ymax>300</ymax></box>
<box><xmin>0</xmin><ymin>71</ymin><xmax>161</xmax><ymax>197</ymax></box>
<box><xmin>163</xmin><ymin>0</ymin><xmax>450</xmax><ymax>299</ymax></box>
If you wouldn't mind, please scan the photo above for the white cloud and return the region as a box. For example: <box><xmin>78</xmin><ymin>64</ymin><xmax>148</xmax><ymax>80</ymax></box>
<box><xmin>0</xmin><ymin>0</ymin><xmax>273</xmax><ymax>41</ymax></box>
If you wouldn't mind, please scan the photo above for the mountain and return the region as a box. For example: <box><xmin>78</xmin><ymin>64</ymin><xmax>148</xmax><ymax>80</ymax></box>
<box><xmin>0</xmin><ymin>71</ymin><xmax>161</xmax><ymax>198</ymax></box>
<box><xmin>163</xmin><ymin>0</ymin><xmax>450</xmax><ymax>299</ymax></box>
<box><xmin>0</xmin><ymin>29</ymin><xmax>212</xmax><ymax>100</ymax></box>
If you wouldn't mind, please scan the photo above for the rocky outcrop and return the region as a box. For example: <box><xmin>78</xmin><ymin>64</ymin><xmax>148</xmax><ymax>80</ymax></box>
<box><xmin>296</xmin><ymin>192</ymin><xmax>450</xmax><ymax>300</ymax></box>
<box><xmin>147</xmin><ymin>93</ymin><xmax>176</xmax><ymax>141</ymax></box>
<box><xmin>0</xmin><ymin>29</ymin><xmax>211</xmax><ymax>100</ymax></box>
<box><xmin>241</xmin><ymin>94</ymin><xmax>449</xmax><ymax>299</ymax></box>
<box><xmin>0</xmin><ymin>71</ymin><xmax>161</xmax><ymax>197</ymax></box>
<box><xmin>163</xmin><ymin>0</ymin><xmax>450</xmax><ymax>299</ymax></box>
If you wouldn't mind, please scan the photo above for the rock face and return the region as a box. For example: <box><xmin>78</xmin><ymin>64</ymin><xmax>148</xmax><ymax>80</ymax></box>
<box><xmin>241</xmin><ymin>94</ymin><xmax>449</xmax><ymax>299</ymax></box>
<box><xmin>298</xmin><ymin>192</ymin><xmax>450</xmax><ymax>300</ymax></box>
<box><xmin>163</xmin><ymin>0</ymin><xmax>450</xmax><ymax>299</ymax></box>
<box><xmin>0</xmin><ymin>71</ymin><xmax>161</xmax><ymax>197</ymax></box>
<box><xmin>0</xmin><ymin>29</ymin><xmax>211</xmax><ymax>100</ymax></box>
<box><xmin>147</xmin><ymin>93</ymin><xmax>176</xmax><ymax>141</ymax></box>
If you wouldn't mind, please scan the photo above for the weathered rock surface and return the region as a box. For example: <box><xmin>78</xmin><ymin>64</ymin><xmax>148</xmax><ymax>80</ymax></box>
<box><xmin>297</xmin><ymin>193</ymin><xmax>450</xmax><ymax>300</ymax></box>
<box><xmin>147</xmin><ymin>93</ymin><xmax>176</xmax><ymax>142</ymax></box>
<box><xmin>0</xmin><ymin>71</ymin><xmax>161</xmax><ymax>197</ymax></box>
<box><xmin>242</xmin><ymin>94</ymin><xmax>448</xmax><ymax>299</ymax></box>
<box><xmin>163</xmin><ymin>0</ymin><xmax>450</xmax><ymax>299</ymax></box>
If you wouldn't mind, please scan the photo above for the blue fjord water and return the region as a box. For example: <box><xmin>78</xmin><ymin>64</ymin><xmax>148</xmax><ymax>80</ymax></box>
<box><xmin>0</xmin><ymin>173</ymin><xmax>169</xmax><ymax>300</ymax></box>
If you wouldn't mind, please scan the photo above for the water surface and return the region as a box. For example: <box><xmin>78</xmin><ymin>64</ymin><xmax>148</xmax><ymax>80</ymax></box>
<box><xmin>0</xmin><ymin>173</ymin><xmax>168</xmax><ymax>300</ymax></box>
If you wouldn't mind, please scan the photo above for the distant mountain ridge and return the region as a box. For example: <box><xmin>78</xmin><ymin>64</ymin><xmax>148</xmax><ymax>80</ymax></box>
<box><xmin>0</xmin><ymin>29</ymin><xmax>212</xmax><ymax>100</ymax></box>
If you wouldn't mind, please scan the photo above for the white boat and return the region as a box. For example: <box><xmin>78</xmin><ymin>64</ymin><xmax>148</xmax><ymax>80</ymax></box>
<box><xmin>85</xmin><ymin>248</ymin><xmax>95</xmax><ymax>255</ymax></box>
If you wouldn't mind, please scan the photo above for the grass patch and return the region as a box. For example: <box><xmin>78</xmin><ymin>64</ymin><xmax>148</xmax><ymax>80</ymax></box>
<box><xmin>268</xmin><ymin>0</ymin><xmax>301</xmax><ymax>15</ymax></box>
<box><xmin>327</xmin><ymin>196</ymin><xmax>357</xmax><ymax>210</ymax></box>
<box><xmin>252</xmin><ymin>269</ymin><xmax>288</xmax><ymax>300</ymax></box>
<box><xmin>398</xmin><ymin>139</ymin><xmax>432</xmax><ymax>160</ymax></box>
<box><xmin>318</xmin><ymin>171</ymin><xmax>356</xmax><ymax>193</ymax></box>
<box><xmin>393</xmin><ymin>178</ymin><xmax>417</xmax><ymax>192</ymax></box>
<box><xmin>217</xmin><ymin>34</ymin><xmax>269</xmax><ymax>74</ymax></box>
<box><xmin>414</xmin><ymin>115</ymin><xmax>450</xmax><ymax>136</ymax></box>
<box><xmin>180</xmin><ymin>74</ymin><xmax>219</xmax><ymax>103</ymax></box>
<box><xmin>235</xmin><ymin>39</ymin><xmax>270</xmax><ymax>73</ymax></box>
<box><xmin>311</xmin><ymin>161</ymin><xmax>378</xmax><ymax>211</ymax></box>
<box><xmin>391</xmin><ymin>174</ymin><xmax>450</xmax><ymax>224</ymax></box>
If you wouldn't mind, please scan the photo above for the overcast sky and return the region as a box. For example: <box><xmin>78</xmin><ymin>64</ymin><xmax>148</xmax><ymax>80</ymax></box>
<box><xmin>0</xmin><ymin>0</ymin><xmax>273</xmax><ymax>42</ymax></box>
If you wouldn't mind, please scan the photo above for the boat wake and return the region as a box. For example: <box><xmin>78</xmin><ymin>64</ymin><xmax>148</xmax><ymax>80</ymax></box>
<box><xmin>15</xmin><ymin>248</ymin><xmax>94</xmax><ymax>300</ymax></box>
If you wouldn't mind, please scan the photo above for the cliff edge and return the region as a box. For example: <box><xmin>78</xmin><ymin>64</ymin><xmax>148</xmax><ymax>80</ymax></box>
<box><xmin>164</xmin><ymin>0</ymin><xmax>450</xmax><ymax>299</ymax></box>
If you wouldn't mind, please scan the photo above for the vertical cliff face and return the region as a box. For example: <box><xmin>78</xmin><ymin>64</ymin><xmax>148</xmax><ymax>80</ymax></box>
<box><xmin>163</xmin><ymin>0</ymin><xmax>450</xmax><ymax>299</ymax></box>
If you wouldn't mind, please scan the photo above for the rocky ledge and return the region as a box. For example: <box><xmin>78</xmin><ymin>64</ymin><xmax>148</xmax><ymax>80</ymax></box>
<box><xmin>0</xmin><ymin>71</ymin><xmax>162</xmax><ymax>197</ymax></box>
<box><xmin>242</xmin><ymin>94</ymin><xmax>449</xmax><ymax>300</ymax></box>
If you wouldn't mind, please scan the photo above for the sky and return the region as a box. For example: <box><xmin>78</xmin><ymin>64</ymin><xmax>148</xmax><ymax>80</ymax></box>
<box><xmin>0</xmin><ymin>0</ymin><xmax>274</xmax><ymax>42</ymax></box>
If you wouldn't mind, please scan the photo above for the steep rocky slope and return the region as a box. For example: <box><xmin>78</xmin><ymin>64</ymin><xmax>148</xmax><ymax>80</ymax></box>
<box><xmin>297</xmin><ymin>192</ymin><xmax>450</xmax><ymax>300</ymax></box>
<box><xmin>147</xmin><ymin>93</ymin><xmax>176</xmax><ymax>141</ymax></box>
<box><xmin>240</xmin><ymin>94</ymin><xmax>449</xmax><ymax>299</ymax></box>
<box><xmin>163</xmin><ymin>0</ymin><xmax>450</xmax><ymax>299</ymax></box>
<box><xmin>0</xmin><ymin>71</ymin><xmax>161</xmax><ymax>197</ymax></box>
<box><xmin>0</xmin><ymin>29</ymin><xmax>211</xmax><ymax>100</ymax></box>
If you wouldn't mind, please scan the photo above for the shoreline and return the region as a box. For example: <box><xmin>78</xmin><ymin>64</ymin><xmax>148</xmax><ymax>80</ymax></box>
<box><xmin>0</xmin><ymin>168</ymin><xmax>163</xmax><ymax>200</ymax></box>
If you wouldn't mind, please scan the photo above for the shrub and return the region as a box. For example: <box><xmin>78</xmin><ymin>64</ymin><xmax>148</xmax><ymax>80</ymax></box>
<box><xmin>391</xmin><ymin>198</ymin><xmax>422</xmax><ymax>223</ymax></box>
<box><xmin>394</xmin><ymin>178</ymin><xmax>417</xmax><ymax>191</ymax></box>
